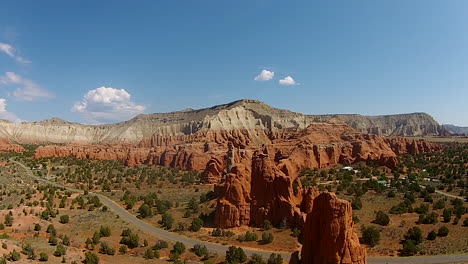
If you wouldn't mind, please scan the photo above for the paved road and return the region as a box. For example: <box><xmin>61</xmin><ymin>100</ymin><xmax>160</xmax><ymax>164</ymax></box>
<box><xmin>420</xmin><ymin>185</ymin><xmax>466</xmax><ymax>200</ymax></box>
<box><xmin>12</xmin><ymin>159</ymin><xmax>468</xmax><ymax>264</ymax></box>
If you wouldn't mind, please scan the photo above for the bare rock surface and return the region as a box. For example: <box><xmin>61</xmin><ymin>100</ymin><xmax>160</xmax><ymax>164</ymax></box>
<box><xmin>301</xmin><ymin>192</ymin><xmax>367</xmax><ymax>264</ymax></box>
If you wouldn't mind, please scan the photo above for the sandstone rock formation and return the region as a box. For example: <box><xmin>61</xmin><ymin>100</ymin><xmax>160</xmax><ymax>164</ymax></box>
<box><xmin>0</xmin><ymin>138</ymin><xmax>24</xmax><ymax>153</ymax></box>
<box><xmin>0</xmin><ymin>100</ymin><xmax>447</xmax><ymax>145</ymax></box>
<box><xmin>301</xmin><ymin>192</ymin><xmax>367</xmax><ymax>264</ymax></box>
<box><xmin>212</xmin><ymin>124</ymin><xmax>440</xmax><ymax>228</ymax></box>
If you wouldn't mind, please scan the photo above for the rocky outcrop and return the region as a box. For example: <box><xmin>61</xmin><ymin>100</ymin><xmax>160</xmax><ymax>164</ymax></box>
<box><xmin>0</xmin><ymin>138</ymin><xmax>24</xmax><ymax>153</ymax></box>
<box><xmin>301</xmin><ymin>192</ymin><xmax>367</xmax><ymax>264</ymax></box>
<box><xmin>213</xmin><ymin>124</ymin><xmax>440</xmax><ymax>228</ymax></box>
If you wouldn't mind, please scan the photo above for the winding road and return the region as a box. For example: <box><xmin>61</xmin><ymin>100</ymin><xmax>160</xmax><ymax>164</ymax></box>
<box><xmin>11</xmin><ymin>159</ymin><xmax>468</xmax><ymax>264</ymax></box>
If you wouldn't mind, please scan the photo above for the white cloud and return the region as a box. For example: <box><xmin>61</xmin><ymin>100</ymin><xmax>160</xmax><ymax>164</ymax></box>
<box><xmin>0</xmin><ymin>72</ymin><xmax>53</xmax><ymax>101</ymax></box>
<box><xmin>279</xmin><ymin>76</ymin><xmax>297</xmax><ymax>86</ymax></box>
<box><xmin>0</xmin><ymin>42</ymin><xmax>30</xmax><ymax>63</ymax></box>
<box><xmin>254</xmin><ymin>70</ymin><xmax>274</xmax><ymax>81</ymax></box>
<box><xmin>71</xmin><ymin>86</ymin><xmax>146</xmax><ymax>123</ymax></box>
<box><xmin>0</xmin><ymin>98</ymin><xmax>22</xmax><ymax>123</ymax></box>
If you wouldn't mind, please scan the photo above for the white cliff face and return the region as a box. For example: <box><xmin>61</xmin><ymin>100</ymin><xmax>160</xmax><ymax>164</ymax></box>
<box><xmin>0</xmin><ymin>100</ymin><xmax>442</xmax><ymax>144</ymax></box>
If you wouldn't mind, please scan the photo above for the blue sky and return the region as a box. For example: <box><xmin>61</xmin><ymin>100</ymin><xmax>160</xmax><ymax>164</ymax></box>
<box><xmin>0</xmin><ymin>0</ymin><xmax>468</xmax><ymax>125</ymax></box>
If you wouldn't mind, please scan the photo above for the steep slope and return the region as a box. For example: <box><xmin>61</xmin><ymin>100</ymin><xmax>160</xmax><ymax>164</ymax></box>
<box><xmin>0</xmin><ymin>100</ymin><xmax>445</xmax><ymax>144</ymax></box>
<box><xmin>443</xmin><ymin>124</ymin><xmax>468</xmax><ymax>135</ymax></box>
<box><xmin>308</xmin><ymin>112</ymin><xmax>442</xmax><ymax>136</ymax></box>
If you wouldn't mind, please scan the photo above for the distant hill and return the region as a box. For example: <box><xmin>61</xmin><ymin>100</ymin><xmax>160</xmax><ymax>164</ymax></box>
<box><xmin>0</xmin><ymin>99</ymin><xmax>446</xmax><ymax>144</ymax></box>
<box><xmin>443</xmin><ymin>124</ymin><xmax>468</xmax><ymax>135</ymax></box>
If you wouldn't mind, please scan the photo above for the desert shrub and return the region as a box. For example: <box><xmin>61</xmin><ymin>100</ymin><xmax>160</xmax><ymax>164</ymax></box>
<box><xmin>8</xmin><ymin>249</ymin><xmax>20</xmax><ymax>261</ymax></box>
<box><xmin>245</xmin><ymin>231</ymin><xmax>258</xmax><ymax>242</ymax></box>
<box><xmin>120</xmin><ymin>233</ymin><xmax>139</xmax><ymax>249</ymax></box>
<box><xmin>267</xmin><ymin>253</ymin><xmax>283</xmax><ymax>264</ymax></box>
<box><xmin>59</xmin><ymin>214</ymin><xmax>69</xmax><ymax>224</ymax></box>
<box><xmin>4</xmin><ymin>213</ymin><xmax>13</xmax><ymax>227</ymax></box>
<box><xmin>39</xmin><ymin>252</ymin><xmax>48</xmax><ymax>262</ymax></box>
<box><xmin>191</xmin><ymin>218</ymin><xmax>204</xmax><ymax>232</ymax></box>
<box><xmin>263</xmin><ymin>220</ymin><xmax>273</xmax><ymax>230</ymax></box>
<box><xmin>153</xmin><ymin>240</ymin><xmax>169</xmax><ymax>250</ymax></box>
<box><xmin>138</xmin><ymin>204</ymin><xmax>152</xmax><ymax>218</ymax></box>
<box><xmin>92</xmin><ymin>231</ymin><xmax>101</xmax><ymax>244</ymax></box>
<box><xmin>433</xmin><ymin>199</ymin><xmax>445</xmax><ymax>210</ymax></box>
<box><xmin>442</xmin><ymin>208</ymin><xmax>452</xmax><ymax>223</ymax></box>
<box><xmin>437</xmin><ymin>226</ymin><xmax>449</xmax><ymax>237</ymax></box>
<box><xmin>46</xmin><ymin>224</ymin><xmax>56</xmax><ymax>235</ymax></box>
<box><xmin>99</xmin><ymin>242</ymin><xmax>115</xmax><ymax>255</ymax></box>
<box><xmin>415</xmin><ymin>204</ymin><xmax>428</xmax><ymax>215</ymax></box>
<box><xmin>99</xmin><ymin>226</ymin><xmax>111</xmax><ymax>237</ymax></box>
<box><xmin>173</xmin><ymin>241</ymin><xmax>186</xmax><ymax>255</ymax></box>
<box><xmin>374</xmin><ymin>211</ymin><xmax>390</xmax><ymax>226</ymax></box>
<box><xmin>404</xmin><ymin>227</ymin><xmax>423</xmax><ymax>244</ymax></box>
<box><xmin>49</xmin><ymin>236</ymin><xmax>58</xmax><ymax>246</ymax></box>
<box><xmin>22</xmin><ymin>243</ymin><xmax>36</xmax><ymax>259</ymax></box>
<box><xmin>248</xmin><ymin>254</ymin><xmax>265</xmax><ymax>264</ymax></box>
<box><xmin>192</xmin><ymin>244</ymin><xmax>209</xmax><ymax>259</ymax></box>
<box><xmin>261</xmin><ymin>232</ymin><xmax>274</xmax><ymax>244</ymax></box>
<box><xmin>225</xmin><ymin>246</ymin><xmax>247</xmax><ymax>264</ymax></box>
<box><xmin>54</xmin><ymin>244</ymin><xmax>67</xmax><ymax>257</ymax></box>
<box><xmin>351</xmin><ymin>198</ymin><xmax>362</xmax><ymax>210</ymax></box>
<box><xmin>418</xmin><ymin>212</ymin><xmax>438</xmax><ymax>224</ymax></box>
<box><xmin>427</xmin><ymin>230</ymin><xmax>437</xmax><ymax>240</ymax></box>
<box><xmin>361</xmin><ymin>226</ymin><xmax>380</xmax><ymax>247</ymax></box>
<box><xmin>62</xmin><ymin>235</ymin><xmax>70</xmax><ymax>246</ymax></box>
<box><xmin>119</xmin><ymin>245</ymin><xmax>127</xmax><ymax>254</ymax></box>
<box><xmin>160</xmin><ymin>212</ymin><xmax>174</xmax><ymax>229</ymax></box>
<box><xmin>143</xmin><ymin>248</ymin><xmax>156</xmax><ymax>259</ymax></box>
<box><xmin>84</xmin><ymin>251</ymin><xmax>99</xmax><ymax>264</ymax></box>
<box><xmin>401</xmin><ymin>239</ymin><xmax>420</xmax><ymax>256</ymax></box>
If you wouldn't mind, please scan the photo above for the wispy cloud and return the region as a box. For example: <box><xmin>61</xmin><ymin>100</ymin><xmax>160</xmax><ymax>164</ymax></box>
<box><xmin>0</xmin><ymin>42</ymin><xmax>30</xmax><ymax>63</ymax></box>
<box><xmin>254</xmin><ymin>69</ymin><xmax>275</xmax><ymax>81</ymax></box>
<box><xmin>279</xmin><ymin>76</ymin><xmax>297</xmax><ymax>86</ymax></box>
<box><xmin>0</xmin><ymin>72</ymin><xmax>53</xmax><ymax>101</ymax></box>
<box><xmin>71</xmin><ymin>86</ymin><xmax>146</xmax><ymax>124</ymax></box>
<box><xmin>0</xmin><ymin>98</ymin><xmax>22</xmax><ymax>123</ymax></box>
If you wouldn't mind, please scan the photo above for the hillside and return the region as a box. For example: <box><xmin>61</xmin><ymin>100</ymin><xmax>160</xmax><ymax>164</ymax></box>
<box><xmin>0</xmin><ymin>99</ymin><xmax>443</xmax><ymax>144</ymax></box>
<box><xmin>443</xmin><ymin>124</ymin><xmax>468</xmax><ymax>135</ymax></box>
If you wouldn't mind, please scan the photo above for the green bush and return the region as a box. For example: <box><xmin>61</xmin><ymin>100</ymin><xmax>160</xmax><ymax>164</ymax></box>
<box><xmin>99</xmin><ymin>242</ymin><xmax>115</xmax><ymax>255</ymax></box>
<box><xmin>374</xmin><ymin>211</ymin><xmax>390</xmax><ymax>226</ymax></box>
<box><xmin>361</xmin><ymin>226</ymin><xmax>380</xmax><ymax>247</ymax></box>
<box><xmin>39</xmin><ymin>252</ymin><xmax>48</xmax><ymax>262</ymax></box>
<box><xmin>84</xmin><ymin>251</ymin><xmax>99</xmax><ymax>264</ymax></box>
<box><xmin>267</xmin><ymin>253</ymin><xmax>283</xmax><ymax>264</ymax></box>
<box><xmin>263</xmin><ymin>220</ymin><xmax>273</xmax><ymax>230</ymax></box>
<box><xmin>404</xmin><ymin>227</ymin><xmax>423</xmax><ymax>245</ymax></box>
<box><xmin>99</xmin><ymin>226</ymin><xmax>111</xmax><ymax>237</ymax></box>
<box><xmin>401</xmin><ymin>239</ymin><xmax>420</xmax><ymax>256</ymax></box>
<box><xmin>426</xmin><ymin>230</ymin><xmax>437</xmax><ymax>240</ymax></box>
<box><xmin>191</xmin><ymin>218</ymin><xmax>204</xmax><ymax>232</ymax></box>
<box><xmin>261</xmin><ymin>232</ymin><xmax>274</xmax><ymax>244</ymax></box>
<box><xmin>192</xmin><ymin>244</ymin><xmax>209</xmax><ymax>259</ymax></box>
<box><xmin>225</xmin><ymin>246</ymin><xmax>247</xmax><ymax>264</ymax></box>
<box><xmin>54</xmin><ymin>244</ymin><xmax>67</xmax><ymax>257</ymax></box>
<box><xmin>59</xmin><ymin>214</ymin><xmax>69</xmax><ymax>224</ymax></box>
<box><xmin>437</xmin><ymin>226</ymin><xmax>449</xmax><ymax>237</ymax></box>
<box><xmin>161</xmin><ymin>213</ymin><xmax>174</xmax><ymax>229</ymax></box>
<box><xmin>173</xmin><ymin>241</ymin><xmax>186</xmax><ymax>255</ymax></box>
<box><xmin>248</xmin><ymin>254</ymin><xmax>265</xmax><ymax>264</ymax></box>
